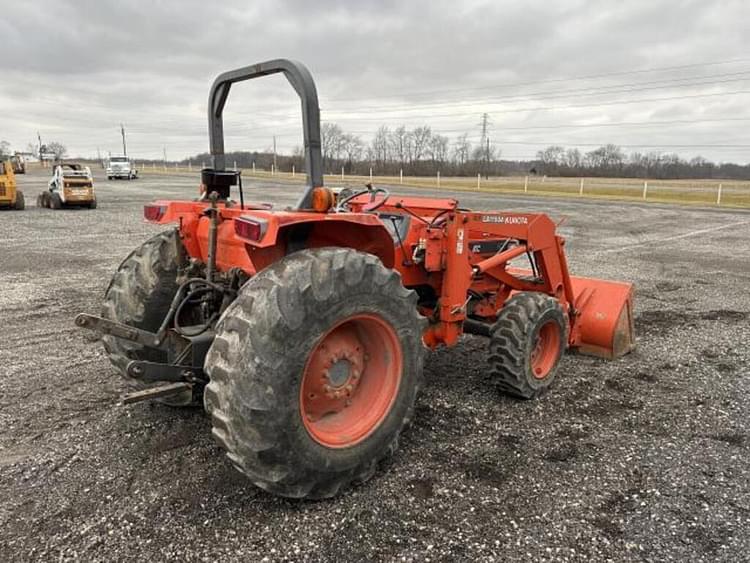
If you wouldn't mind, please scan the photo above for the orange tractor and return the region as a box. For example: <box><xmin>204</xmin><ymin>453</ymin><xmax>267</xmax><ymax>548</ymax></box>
<box><xmin>77</xmin><ymin>60</ymin><xmax>635</xmax><ymax>499</ymax></box>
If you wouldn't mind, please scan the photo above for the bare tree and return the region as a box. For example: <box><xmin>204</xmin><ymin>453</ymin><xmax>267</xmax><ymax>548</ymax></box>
<box><xmin>0</xmin><ymin>140</ymin><xmax>10</xmax><ymax>158</ymax></box>
<box><xmin>364</xmin><ymin>146</ymin><xmax>376</xmax><ymax>164</ymax></box>
<box><xmin>320</xmin><ymin>123</ymin><xmax>344</xmax><ymax>170</ymax></box>
<box><xmin>371</xmin><ymin>125</ymin><xmax>390</xmax><ymax>164</ymax></box>
<box><xmin>46</xmin><ymin>141</ymin><xmax>67</xmax><ymax>160</ymax></box>
<box><xmin>453</xmin><ymin>133</ymin><xmax>471</xmax><ymax>166</ymax></box>
<box><xmin>537</xmin><ymin>145</ymin><xmax>566</xmax><ymax>166</ymax></box>
<box><xmin>429</xmin><ymin>134</ymin><xmax>449</xmax><ymax>163</ymax></box>
<box><xmin>472</xmin><ymin>142</ymin><xmax>496</xmax><ymax>164</ymax></box>
<box><xmin>342</xmin><ymin>134</ymin><xmax>364</xmax><ymax>164</ymax></box>
<box><xmin>564</xmin><ymin>148</ymin><xmax>581</xmax><ymax>168</ymax></box>
<box><xmin>411</xmin><ymin>126</ymin><xmax>432</xmax><ymax>162</ymax></box>
<box><xmin>390</xmin><ymin>126</ymin><xmax>410</xmax><ymax>166</ymax></box>
<box><xmin>584</xmin><ymin>144</ymin><xmax>624</xmax><ymax>172</ymax></box>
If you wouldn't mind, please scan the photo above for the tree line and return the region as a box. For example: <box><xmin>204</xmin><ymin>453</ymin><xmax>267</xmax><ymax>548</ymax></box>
<box><xmin>7</xmin><ymin>123</ymin><xmax>746</xmax><ymax>180</ymax></box>
<box><xmin>314</xmin><ymin>123</ymin><xmax>497</xmax><ymax>177</ymax></box>
<box><xmin>189</xmin><ymin>123</ymin><xmax>750</xmax><ymax>180</ymax></box>
<box><xmin>532</xmin><ymin>144</ymin><xmax>748</xmax><ymax>180</ymax></box>
<box><xmin>191</xmin><ymin>123</ymin><xmax>500</xmax><ymax>177</ymax></box>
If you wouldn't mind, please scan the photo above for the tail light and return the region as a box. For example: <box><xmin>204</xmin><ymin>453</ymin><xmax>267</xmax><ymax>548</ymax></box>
<box><xmin>144</xmin><ymin>204</ymin><xmax>167</xmax><ymax>222</ymax></box>
<box><xmin>311</xmin><ymin>187</ymin><xmax>335</xmax><ymax>212</ymax></box>
<box><xmin>235</xmin><ymin>216</ymin><xmax>268</xmax><ymax>241</ymax></box>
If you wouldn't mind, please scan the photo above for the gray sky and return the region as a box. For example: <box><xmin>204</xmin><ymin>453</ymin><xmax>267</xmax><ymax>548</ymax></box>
<box><xmin>2</xmin><ymin>0</ymin><xmax>749</xmax><ymax>163</ymax></box>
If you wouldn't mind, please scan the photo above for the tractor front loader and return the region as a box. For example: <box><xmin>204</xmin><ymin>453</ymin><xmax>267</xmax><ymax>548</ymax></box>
<box><xmin>76</xmin><ymin>59</ymin><xmax>635</xmax><ymax>499</ymax></box>
<box><xmin>0</xmin><ymin>160</ymin><xmax>24</xmax><ymax>210</ymax></box>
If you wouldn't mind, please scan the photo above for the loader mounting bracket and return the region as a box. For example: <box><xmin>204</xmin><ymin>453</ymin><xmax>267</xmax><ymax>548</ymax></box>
<box><xmin>126</xmin><ymin>360</ymin><xmax>207</xmax><ymax>383</ymax></box>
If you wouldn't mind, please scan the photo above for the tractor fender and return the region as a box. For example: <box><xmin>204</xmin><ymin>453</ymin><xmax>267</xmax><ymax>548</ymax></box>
<box><xmin>237</xmin><ymin>211</ymin><xmax>396</xmax><ymax>271</ymax></box>
<box><xmin>146</xmin><ymin>202</ymin><xmax>397</xmax><ymax>274</ymax></box>
<box><xmin>281</xmin><ymin>216</ymin><xmax>396</xmax><ymax>268</ymax></box>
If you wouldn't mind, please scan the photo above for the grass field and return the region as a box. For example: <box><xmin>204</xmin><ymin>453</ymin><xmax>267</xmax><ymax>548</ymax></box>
<box><xmin>139</xmin><ymin>166</ymin><xmax>750</xmax><ymax>208</ymax></box>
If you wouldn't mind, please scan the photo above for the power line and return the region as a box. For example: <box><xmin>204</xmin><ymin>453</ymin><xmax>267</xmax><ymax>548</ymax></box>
<box><xmin>322</xmin><ymin>89</ymin><xmax>750</xmax><ymax>121</ymax></box>
<box><xmin>321</xmin><ymin>57</ymin><xmax>750</xmax><ymax>103</ymax></box>
<box><xmin>494</xmin><ymin>141</ymin><xmax>750</xmax><ymax>148</ymax></box>
<box><xmin>327</xmin><ymin>70</ymin><xmax>750</xmax><ymax>112</ymax></box>
<box><xmin>486</xmin><ymin>116</ymin><xmax>750</xmax><ymax>132</ymax></box>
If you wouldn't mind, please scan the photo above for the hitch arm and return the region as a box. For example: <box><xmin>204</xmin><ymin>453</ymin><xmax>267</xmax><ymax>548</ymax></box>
<box><xmin>121</xmin><ymin>383</ymin><xmax>193</xmax><ymax>405</ymax></box>
<box><xmin>74</xmin><ymin>313</ymin><xmax>164</xmax><ymax>349</ymax></box>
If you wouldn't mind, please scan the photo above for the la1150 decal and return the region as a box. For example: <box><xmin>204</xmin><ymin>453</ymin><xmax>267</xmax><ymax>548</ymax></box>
<box><xmin>480</xmin><ymin>215</ymin><xmax>529</xmax><ymax>225</ymax></box>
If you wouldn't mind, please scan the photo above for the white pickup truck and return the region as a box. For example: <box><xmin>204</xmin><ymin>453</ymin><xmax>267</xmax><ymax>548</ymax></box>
<box><xmin>106</xmin><ymin>156</ymin><xmax>138</xmax><ymax>180</ymax></box>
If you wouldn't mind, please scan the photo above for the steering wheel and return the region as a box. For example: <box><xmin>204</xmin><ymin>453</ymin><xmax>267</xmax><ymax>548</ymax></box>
<box><xmin>335</xmin><ymin>183</ymin><xmax>390</xmax><ymax>212</ymax></box>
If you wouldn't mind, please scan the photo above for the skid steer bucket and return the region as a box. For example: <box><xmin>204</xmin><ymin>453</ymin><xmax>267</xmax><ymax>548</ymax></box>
<box><xmin>569</xmin><ymin>275</ymin><xmax>635</xmax><ymax>359</ymax></box>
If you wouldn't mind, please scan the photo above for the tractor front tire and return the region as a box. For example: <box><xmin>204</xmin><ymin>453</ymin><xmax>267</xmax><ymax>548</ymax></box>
<box><xmin>204</xmin><ymin>248</ymin><xmax>426</xmax><ymax>499</ymax></box>
<box><xmin>14</xmin><ymin>190</ymin><xmax>25</xmax><ymax>210</ymax></box>
<box><xmin>101</xmin><ymin>229</ymin><xmax>194</xmax><ymax>406</ymax></box>
<box><xmin>488</xmin><ymin>292</ymin><xmax>567</xmax><ymax>399</ymax></box>
<box><xmin>89</xmin><ymin>199</ymin><xmax>97</xmax><ymax>209</ymax></box>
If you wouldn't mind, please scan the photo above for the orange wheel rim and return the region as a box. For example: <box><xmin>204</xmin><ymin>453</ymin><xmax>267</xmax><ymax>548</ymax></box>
<box><xmin>300</xmin><ymin>314</ymin><xmax>402</xmax><ymax>448</ymax></box>
<box><xmin>530</xmin><ymin>320</ymin><xmax>561</xmax><ymax>379</ymax></box>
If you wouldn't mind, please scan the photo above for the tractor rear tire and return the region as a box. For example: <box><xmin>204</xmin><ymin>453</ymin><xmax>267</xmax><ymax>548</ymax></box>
<box><xmin>204</xmin><ymin>248</ymin><xmax>426</xmax><ymax>499</ymax></box>
<box><xmin>50</xmin><ymin>193</ymin><xmax>62</xmax><ymax>209</ymax></box>
<box><xmin>488</xmin><ymin>292</ymin><xmax>567</xmax><ymax>399</ymax></box>
<box><xmin>101</xmin><ymin>229</ymin><xmax>195</xmax><ymax>407</ymax></box>
<box><xmin>14</xmin><ymin>191</ymin><xmax>25</xmax><ymax>210</ymax></box>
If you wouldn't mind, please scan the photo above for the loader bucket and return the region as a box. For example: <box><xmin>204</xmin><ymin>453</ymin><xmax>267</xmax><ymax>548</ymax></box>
<box><xmin>569</xmin><ymin>275</ymin><xmax>635</xmax><ymax>359</ymax></box>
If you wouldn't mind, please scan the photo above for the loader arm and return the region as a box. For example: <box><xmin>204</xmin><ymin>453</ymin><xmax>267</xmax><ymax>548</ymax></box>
<box><xmin>418</xmin><ymin>210</ymin><xmax>635</xmax><ymax>359</ymax></box>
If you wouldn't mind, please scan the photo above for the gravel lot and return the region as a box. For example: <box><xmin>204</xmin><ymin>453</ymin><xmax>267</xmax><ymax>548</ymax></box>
<box><xmin>1</xmin><ymin>168</ymin><xmax>749</xmax><ymax>562</ymax></box>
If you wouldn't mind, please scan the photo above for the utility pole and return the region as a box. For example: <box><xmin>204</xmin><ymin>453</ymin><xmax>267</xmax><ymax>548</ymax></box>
<box><xmin>120</xmin><ymin>123</ymin><xmax>127</xmax><ymax>158</ymax></box>
<box><xmin>273</xmin><ymin>135</ymin><xmax>277</xmax><ymax>172</ymax></box>
<box><xmin>163</xmin><ymin>146</ymin><xmax>167</xmax><ymax>164</ymax></box>
<box><xmin>37</xmin><ymin>131</ymin><xmax>42</xmax><ymax>165</ymax></box>
<box><xmin>486</xmin><ymin>137</ymin><xmax>490</xmax><ymax>179</ymax></box>
<box><xmin>479</xmin><ymin>113</ymin><xmax>491</xmax><ymax>179</ymax></box>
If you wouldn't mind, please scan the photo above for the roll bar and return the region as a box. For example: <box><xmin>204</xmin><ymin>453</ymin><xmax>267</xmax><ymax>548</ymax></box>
<box><xmin>208</xmin><ymin>59</ymin><xmax>323</xmax><ymax>209</ymax></box>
